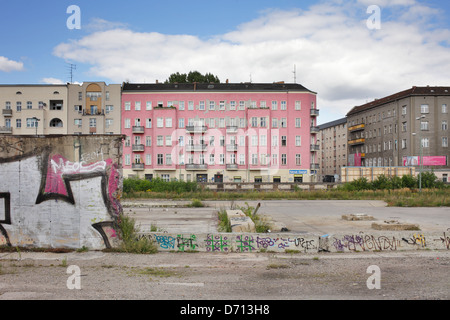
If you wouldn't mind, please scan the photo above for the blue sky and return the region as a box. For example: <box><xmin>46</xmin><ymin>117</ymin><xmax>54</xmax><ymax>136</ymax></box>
<box><xmin>1</xmin><ymin>0</ymin><xmax>449</xmax><ymax>124</ymax></box>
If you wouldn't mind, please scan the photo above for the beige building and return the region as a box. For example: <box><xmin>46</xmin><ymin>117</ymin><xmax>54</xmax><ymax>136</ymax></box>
<box><xmin>0</xmin><ymin>84</ymin><xmax>68</xmax><ymax>135</ymax></box>
<box><xmin>346</xmin><ymin>86</ymin><xmax>450</xmax><ymax>181</ymax></box>
<box><xmin>67</xmin><ymin>82</ymin><xmax>122</xmax><ymax>135</ymax></box>
<box><xmin>318</xmin><ymin>118</ymin><xmax>347</xmax><ymax>181</ymax></box>
<box><xmin>0</xmin><ymin>82</ymin><xmax>121</xmax><ymax>136</ymax></box>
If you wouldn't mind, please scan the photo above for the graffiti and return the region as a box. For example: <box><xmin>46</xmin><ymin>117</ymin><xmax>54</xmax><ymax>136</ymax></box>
<box><xmin>236</xmin><ymin>235</ymin><xmax>256</xmax><ymax>252</ymax></box>
<box><xmin>402</xmin><ymin>233</ymin><xmax>427</xmax><ymax>247</ymax></box>
<box><xmin>177</xmin><ymin>234</ymin><xmax>197</xmax><ymax>251</ymax></box>
<box><xmin>438</xmin><ymin>232</ymin><xmax>450</xmax><ymax>250</ymax></box>
<box><xmin>0</xmin><ymin>136</ymin><xmax>123</xmax><ymax>249</ymax></box>
<box><xmin>205</xmin><ymin>234</ymin><xmax>230</xmax><ymax>252</ymax></box>
<box><xmin>155</xmin><ymin>235</ymin><xmax>176</xmax><ymax>249</ymax></box>
<box><xmin>332</xmin><ymin>233</ymin><xmax>401</xmax><ymax>252</ymax></box>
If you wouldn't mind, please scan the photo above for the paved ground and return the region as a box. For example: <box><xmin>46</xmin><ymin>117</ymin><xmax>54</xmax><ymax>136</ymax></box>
<box><xmin>124</xmin><ymin>199</ymin><xmax>449</xmax><ymax>234</ymax></box>
<box><xmin>1</xmin><ymin>199</ymin><xmax>448</xmax><ymax>303</ymax></box>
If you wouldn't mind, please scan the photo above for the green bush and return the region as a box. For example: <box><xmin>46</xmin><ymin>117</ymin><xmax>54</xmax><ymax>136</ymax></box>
<box><xmin>123</xmin><ymin>177</ymin><xmax>199</xmax><ymax>194</ymax></box>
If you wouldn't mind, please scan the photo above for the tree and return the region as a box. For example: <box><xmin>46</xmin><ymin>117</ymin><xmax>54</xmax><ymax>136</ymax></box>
<box><xmin>165</xmin><ymin>71</ymin><xmax>220</xmax><ymax>84</ymax></box>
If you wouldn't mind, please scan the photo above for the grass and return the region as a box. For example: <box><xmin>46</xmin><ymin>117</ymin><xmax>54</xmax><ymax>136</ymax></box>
<box><xmin>112</xmin><ymin>214</ymin><xmax>158</xmax><ymax>254</ymax></box>
<box><xmin>124</xmin><ymin>187</ymin><xmax>450</xmax><ymax>207</ymax></box>
<box><xmin>217</xmin><ymin>202</ymin><xmax>271</xmax><ymax>233</ymax></box>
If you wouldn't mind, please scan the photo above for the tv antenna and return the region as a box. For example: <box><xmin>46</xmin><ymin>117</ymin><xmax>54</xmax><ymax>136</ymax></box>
<box><xmin>293</xmin><ymin>64</ymin><xmax>297</xmax><ymax>83</ymax></box>
<box><xmin>67</xmin><ymin>63</ymin><xmax>77</xmax><ymax>84</ymax></box>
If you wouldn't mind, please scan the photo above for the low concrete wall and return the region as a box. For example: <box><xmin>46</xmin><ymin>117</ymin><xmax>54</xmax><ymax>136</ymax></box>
<box><xmin>137</xmin><ymin>231</ymin><xmax>450</xmax><ymax>253</ymax></box>
<box><xmin>202</xmin><ymin>183</ymin><xmax>339</xmax><ymax>192</ymax></box>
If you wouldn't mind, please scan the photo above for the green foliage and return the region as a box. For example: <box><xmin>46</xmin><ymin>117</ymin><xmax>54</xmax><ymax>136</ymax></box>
<box><xmin>116</xmin><ymin>214</ymin><xmax>157</xmax><ymax>254</ymax></box>
<box><xmin>123</xmin><ymin>177</ymin><xmax>199</xmax><ymax>194</ymax></box>
<box><xmin>165</xmin><ymin>71</ymin><xmax>220</xmax><ymax>84</ymax></box>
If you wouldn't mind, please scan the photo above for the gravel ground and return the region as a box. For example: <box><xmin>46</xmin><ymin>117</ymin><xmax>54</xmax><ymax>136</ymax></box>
<box><xmin>0</xmin><ymin>250</ymin><xmax>448</xmax><ymax>302</ymax></box>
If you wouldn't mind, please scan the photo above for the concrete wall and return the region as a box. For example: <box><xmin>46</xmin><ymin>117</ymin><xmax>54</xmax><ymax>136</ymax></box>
<box><xmin>138</xmin><ymin>231</ymin><xmax>450</xmax><ymax>253</ymax></box>
<box><xmin>0</xmin><ymin>135</ymin><xmax>124</xmax><ymax>249</ymax></box>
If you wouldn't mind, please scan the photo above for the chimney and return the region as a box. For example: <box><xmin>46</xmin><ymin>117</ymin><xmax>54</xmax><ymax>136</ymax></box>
<box><xmin>156</xmin><ymin>80</ymin><xmax>159</xmax><ymax>84</ymax></box>
<box><xmin>226</xmin><ymin>79</ymin><xmax>229</xmax><ymax>84</ymax></box>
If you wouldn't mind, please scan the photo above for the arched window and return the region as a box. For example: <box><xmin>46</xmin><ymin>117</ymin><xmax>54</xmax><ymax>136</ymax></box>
<box><xmin>50</xmin><ymin>118</ymin><xmax>63</xmax><ymax>128</ymax></box>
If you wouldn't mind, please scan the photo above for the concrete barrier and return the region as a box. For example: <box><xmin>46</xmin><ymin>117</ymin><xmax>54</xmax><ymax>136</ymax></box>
<box><xmin>137</xmin><ymin>231</ymin><xmax>450</xmax><ymax>253</ymax></box>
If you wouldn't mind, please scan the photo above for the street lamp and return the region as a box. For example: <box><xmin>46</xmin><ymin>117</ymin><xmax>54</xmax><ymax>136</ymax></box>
<box><xmin>31</xmin><ymin>117</ymin><xmax>40</xmax><ymax>136</ymax></box>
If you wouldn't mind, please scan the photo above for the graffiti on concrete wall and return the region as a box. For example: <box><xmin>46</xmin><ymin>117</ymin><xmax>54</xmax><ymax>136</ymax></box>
<box><xmin>0</xmin><ymin>136</ymin><xmax>123</xmax><ymax>249</ymax></box>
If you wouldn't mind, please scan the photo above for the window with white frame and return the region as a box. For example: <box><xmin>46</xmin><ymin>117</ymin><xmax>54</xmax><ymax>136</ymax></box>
<box><xmin>271</xmin><ymin>101</ymin><xmax>277</xmax><ymax>110</ymax></box>
<box><xmin>146</xmin><ymin>136</ymin><xmax>152</xmax><ymax>147</ymax></box>
<box><xmin>230</xmin><ymin>101</ymin><xmax>236</xmax><ymax>110</ymax></box>
<box><xmin>281</xmin><ymin>101</ymin><xmax>287</xmax><ymax>110</ymax></box>
<box><xmin>296</xmin><ymin>154</ymin><xmax>301</xmax><ymax>166</ymax></box>
<box><xmin>239</xmin><ymin>154</ymin><xmax>245</xmax><ymax>165</ymax></box>
<box><xmin>146</xmin><ymin>154</ymin><xmax>152</xmax><ymax>165</ymax></box>
<box><xmin>443</xmin><ymin>137</ymin><xmax>448</xmax><ymax>147</ymax></box>
<box><xmin>442</xmin><ymin>104</ymin><xmax>448</xmax><ymax>114</ymax></box>
<box><xmin>125</xmin><ymin>102</ymin><xmax>131</xmax><ymax>111</ymax></box>
<box><xmin>179</xmin><ymin>118</ymin><xmax>185</xmax><ymax>128</ymax></box>
<box><xmin>125</xmin><ymin>154</ymin><xmax>131</xmax><ymax>166</ymax></box>
<box><xmin>295</xmin><ymin>101</ymin><xmax>301</xmax><ymax>110</ymax></box>
<box><xmin>157</xmin><ymin>117</ymin><xmax>164</xmax><ymax>128</ymax></box>
<box><xmin>281</xmin><ymin>154</ymin><xmax>287</xmax><ymax>165</ymax></box>
<box><xmin>421</xmin><ymin>121</ymin><xmax>429</xmax><ymax>131</ymax></box>
<box><xmin>165</xmin><ymin>135</ymin><xmax>172</xmax><ymax>146</ymax></box>
<box><xmin>166</xmin><ymin>117</ymin><xmax>172</xmax><ymax>128</ymax></box>
<box><xmin>239</xmin><ymin>101</ymin><xmax>245</xmax><ymax>110</ymax></box>
<box><xmin>251</xmin><ymin>154</ymin><xmax>258</xmax><ymax>165</ymax></box>
<box><xmin>179</xmin><ymin>101</ymin><xmax>185</xmax><ymax>110</ymax></box>
<box><xmin>157</xmin><ymin>136</ymin><xmax>163</xmax><ymax>146</ymax></box>
<box><xmin>421</xmin><ymin>104</ymin><xmax>429</xmax><ymax>114</ymax></box>
<box><xmin>442</xmin><ymin>121</ymin><xmax>448</xmax><ymax>131</ymax></box>
<box><xmin>421</xmin><ymin>138</ymin><xmax>429</xmax><ymax>148</ymax></box>
<box><xmin>219</xmin><ymin>101</ymin><xmax>225</xmax><ymax>110</ymax></box>
<box><xmin>135</xmin><ymin>101</ymin><xmax>141</xmax><ymax>110</ymax></box>
<box><xmin>295</xmin><ymin>136</ymin><xmax>301</xmax><ymax>146</ymax></box>
<box><xmin>146</xmin><ymin>118</ymin><xmax>152</xmax><ymax>128</ymax></box>
<box><xmin>146</xmin><ymin>101</ymin><xmax>152</xmax><ymax>110</ymax></box>
<box><xmin>295</xmin><ymin>118</ymin><xmax>301</xmax><ymax>128</ymax></box>
<box><xmin>200</xmin><ymin>101</ymin><xmax>205</xmax><ymax>110</ymax></box>
<box><xmin>124</xmin><ymin>118</ymin><xmax>130</xmax><ymax>129</ymax></box>
<box><xmin>188</xmin><ymin>101</ymin><xmax>194</xmax><ymax>110</ymax></box>
<box><xmin>272</xmin><ymin>118</ymin><xmax>278</xmax><ymax>128</ymax></box>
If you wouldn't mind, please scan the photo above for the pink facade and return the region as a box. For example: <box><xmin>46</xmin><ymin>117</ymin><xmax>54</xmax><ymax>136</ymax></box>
<box><xmin>121</xmin><ymin>83</ymin><xmax>319</xmax><ymax>182</ymax></box>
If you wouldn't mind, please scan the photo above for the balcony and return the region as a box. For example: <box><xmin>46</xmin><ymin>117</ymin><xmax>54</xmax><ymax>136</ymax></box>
<box><xmin>310</xmin><ymin>163</ymin><xmax>320</xmax><ymax>170</ymax></box>
<box><xmin>186</xmin><ymin>144</ymin><xmax>207</xmax><ymax>152</ymax></box>
<box><xmin>132</xmin><ymin>144</ymin><xmax>145</xmax><ymax>152</ymax></box>
<box><xmin>0</xmin><ymin>126</ymin><xmax>12</xmax><ymax>134</ymax></box>
<box><xmin>310</xmin><ymin>126</ymin><xmax>320</xmax><ymax>134</ymax></box>
<box><xmin>226</xmin><ymin>144</ymin><xmax>238</xmax><ymax>152</ymax></box>
<box><xmin>226</xmin><ymin>164</ymin><xmax>239</xmax><ymax>171</ymax></box>
<box><xmin>2</xmin><ymin>109</ymin><xmax>12</xmax><ymax>117</ymax></box>
<box><xmin>348</xmin><ymin>124</ymin><xmax>365</xmax><ymax>132</ymax></box>
<box><xmin>226</xmin><ymin>126</ymin><xmax>238</xmax><ymax>134</ymax></box>
<box><xmin>132</xmin><ymin>126</ymin><xmax>145</xmax><ymax>134</ymax></box>
<box><xmin>186</xmin><ymin>125</ymin><xmax>207</xmax><ymax>134</ymax></box>
<box><xmin>310</xmin><ymin>109</ymin><xmax>320</xmax><ymax>117</ymax></box>
<box><xmin>348</xmin><ymin>138</ymin><xmax>366</xmax><ymax>146</ymax></box>
<box><xmin>310</xmin><ymin>144</ymin><xmax>320</xmax><ymax>152</ymax></box>
<box><xmin>185</xmin><ymin>164</ymin><xmax>208</xmax><ymax>171</ymax></box>
<box><xmin>132</xmin><ymin>163</ymin><xmax>145</xmax><ymax>171</ymax></box>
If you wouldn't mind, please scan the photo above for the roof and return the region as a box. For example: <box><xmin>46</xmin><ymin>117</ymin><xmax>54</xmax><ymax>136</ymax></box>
<box><xmin>318</xmin><ymin>117</ymin><xmax>347</xmax><ymax>130</ymax></box>
<box><xmin>122</xmin><ymin>82</ymin><xmax>316</xmax><ymax>94</ymax></box>
<box><xmin>347</xmin><ymin>86</ymin><xmax>450</xmax><ymax>116</ymax></box>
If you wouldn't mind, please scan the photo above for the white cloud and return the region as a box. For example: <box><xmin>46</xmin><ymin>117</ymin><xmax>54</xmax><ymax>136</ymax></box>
<box><xmin>53</xmin><ymin>1</ymin><xmax>450</xmax><ymax>124</ymax></box>
<box><xmin>0</xmin><ymin>56</ymin><xmax>24</xmax><ymax>72</ymax></box>
<box><xmin>41</xmin><ymin>77</ymin><xmax>65</xmax><ymax>84</ymax></box>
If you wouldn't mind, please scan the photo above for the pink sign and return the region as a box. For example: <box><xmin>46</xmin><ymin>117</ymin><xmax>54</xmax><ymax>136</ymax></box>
<box><xmin>403</xmin><ymin>156</ymin><xmax>447</xmax><ymax>166</ymax></box>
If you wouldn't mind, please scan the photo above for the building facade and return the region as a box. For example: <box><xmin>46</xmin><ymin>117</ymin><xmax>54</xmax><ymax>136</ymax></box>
<box><xmin>0</xmin><ymin>84</ymin><xmax>68</xmax><ymax>135</ymax></box>
<box><xmin>318</xmin><ymin>118</ymin><xmax>347</xmax><ymax>181</ymax></box>
<box><xmin>0</xmin><ymin>82</ymin><xmax>121</xmax><ymax>136</ymax></box>
<box><xmin>121</xmin><ymin>82</ymin><xmax>319</xmax><ymax>183</ymax></box>
<box><xmin>67</xmin><ymin>82</ymin><xmax>122</xmax><ymax>135</ymax></box>
<box><xmin>346</xmin><ymin>86</ymin><xmax>450</xmax><ymax>181</ymax></box>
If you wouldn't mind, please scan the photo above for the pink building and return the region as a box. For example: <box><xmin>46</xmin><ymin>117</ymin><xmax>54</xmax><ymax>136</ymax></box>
<box><xmin>121</xmin><ymin>82</ymin><xmax>319</xmax><ymax>183</ymax></box>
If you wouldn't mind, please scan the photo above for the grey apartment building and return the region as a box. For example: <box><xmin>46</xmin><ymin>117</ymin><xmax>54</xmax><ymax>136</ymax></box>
<box><xmin>318</xmin><ymin>117</ymin><xmax>347</xmax><ymax>181</ymax></box>
<box><xmin>346</xmin><ymin>86</ymin><xmax>450</xmax><ymax>181</ymax></box>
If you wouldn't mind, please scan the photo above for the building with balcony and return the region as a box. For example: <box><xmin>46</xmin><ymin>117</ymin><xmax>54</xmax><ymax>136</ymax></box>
<box><xmin>318</xmin><ymin>118</ymin><xmax>347</xmax><ymax>181</ymax></box>
<box><xmin>122</xmin><ymin>82</ymin><xmax>319</xmax><ymax>183</ymax></box>
<box><xmin>346</xmin><ymin>86</ymin><xmax>450</xmax><ymax>181</ymax></box>
<box><xmin>0</xmin><ymin>84</ymin><xmax>68</xmax><ymax>135</ymax></box>
<box><xmin>67</xmin><ymin>82</ymin><xmax>122</xmax><ymax>135</ymax></box>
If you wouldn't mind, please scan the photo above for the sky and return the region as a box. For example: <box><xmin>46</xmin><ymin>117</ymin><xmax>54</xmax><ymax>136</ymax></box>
<box><xmin>0</xmin><ymin>0</ymin><xmax>449</xmax><ymax>125</ymax></box>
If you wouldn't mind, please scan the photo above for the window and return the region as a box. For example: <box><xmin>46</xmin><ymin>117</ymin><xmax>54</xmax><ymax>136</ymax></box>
<box><xmin>74</xmin><ymin>119</ymin><xmax>82</xmax><ymax>127</ymax></box>
<box><xmin>209</xmin><ymin>154</ymin><xmax>215</xmax><ymax>165</ymax></box>
<box><xmin>421</xmin><ymin>121</ymin><xmax>429</xmax><ymax>131</ymax></box>
<box><xmin>89</xmin><ymin>118</ymin><xmax>96</xmax><ymax>128</ymax></box>
<box><xmin>443</xmin><ymin>104</ymin><xmax>448</xmax><ymax>114</ymax></box>
<box><xmin>165</xmin><ymin>136</ymin><xmax>172</xmax><ymax>146</ymax></box>
<box><xmin>296</xmin><ymin>154</ymin><xmax>301</xmax><ymax>166</ymax></box>
<box><xmin>161</xmin><ymin>174</ymin><xmax>170</xmax><ymax>182</ymax></box>
<box><xmin>219</xmin><ymin>101</ymin><xmax>225</xmax><ymax>110</ymax></box>
<box><xmin>251</xmin><ymin>135</ymin><xmax>258</xmax><ymax>146</ymax></box>
<box><xmin>146</xmin><ymin>136</ymin><xmax>152</xmax><ymax>147</ymax></box>
<box><xmin>295</xmin><ymin>136</ymin><xmax>301</xmax><ymax>146</ymax></box>
<box><xmin>272</xmin><ymin>118</ymin><xmax>278</xmax><ymax>128</ymax></box>
<box><xmin>157</xmin><ymin>117</ymin><xmax>164</xmax><ymax>128</ymax></box>
<box><xmin>17</xmin><ymin>102</ymin><xmax>22</xmax><ymax>112</ymax></box>
<box><xmin>106</xmin><ymin>119</ymin><xmax>113</xmax><ymax>128</ymax></box>
<box><xmin>295</xmin><ymin>118</ymin><xmax>301</xmax><ymax>128</ymax></box>
<box><xmin>200</xmin><ymin>101</ymin><xmax>205</xmax><ymax>110</ymax></box>
<box><xmin>295</xmin><ymin>101</ymin><xmax>301</xmax><ymax>110</ymax></box>
<box><xmin>178</xmin><ymin>101</ymin><xmax>184</xmax><ymax>110</ymax></box>
<box><xmin>272</xmin><ymin>154</ymin><xmax>278</xmax><ymax>165</ymax></box>
<box><xmin>166</xmin><ymin>154</ymin><xmax>172</xmax><ymax>165</ymax></box>
<box><xmin>281</xmin><ymin>136</ymin><xmax>287</xmax><ymax>147</ymax></box>
<box><xmin>281</xmin><ymin>154</ymin><xmax>287</xmax><ymax>165</ymax></box>
<box><xmin>442</xmin><ymin>137</ymin><xmax>448</xmax><ymax>148</ymax></box>
<box><xmin>16</xmin><ymin>119</ymin><xmax>21</xmax><ymax>128</ymax></box>
<box><xmin>230</xmin><ymin>101</ymin><xmax>236</xmax><ymax>110</ymax></box>
<box><xmin>271</xmin><ymin>101</ymin><xmax>277</xmax><ymax>110</ymax></box>
<box><xmin>442</xmin><ymin>121</ymin><xmax>448</xmax><ymax>131</ymax></box>
<box><xmin>251</xmin><ymin>154</ymin><xmax>258</xmax><ymax>165</ymax></box>
<box><xmin>421</xmin><ymin>104</ymin><xmax>429</xmax><ymax>114</ymax></box>
<box><xmin>402</xmin><ymin>105</ymin><xmax>407</xmax><ymax>115</ymax></box>
<box><xmin>135</xmin><ymin>101</ymin><xmax>141</xmax><ymax>111</ymax></box>
<box><xmin>402</xmin><ymin>122</ymin><xmax>407</xmax><ymax>132</ymax></box>
<box><xmin>157</xmin><ymin>136</ymin><xmax>164</xmax><ymax>146</ymax></box>
<box><xmin>260</xmin><ymin>101</ymin><xmax>266</xmax><ymax>109</ymax></box>
<box><xmin>106</xmin><ymin>105</ymin><xmax>114</xmax><ymax>113</ymax></box>
<box><xmin>239</xmin><ymin>154</ymin><xmax>245</xmax><ymax>165</ymax></box>
<box><xmin>146</xmin><ymin>154</ymin><xmax>152</xmax><ymax>165</ymax></box>
<box><xmin>251</xmin><ymin>117</ymin><xmax>258</xmax><ymax>127</ymax></box>
<box><xmin>421</xmin><ymin>138</ymin><xmax>429</xmax><ymax>148</ymax></box>
<box><xmin>166</xmin><ymin>118</ymin><xmax>172</xmax><ymax>128</ymax></box>
<box><xmin>188</xmin><ymin>101</ymin><xmax>194</xmax><ymax>111</ymax></box>
<box><xmin>402</xmin><ymin>139</ymin><xmax>407</xmax><ymax>149</ymax></box>
<box><xmin>146</xmin><ymin>118</ymin><xmax>152</xmax><ymax>128</ymax></box>
<box><xmin>146</xmin><ymin>101</ymin><xmax>152</xmax><ymax>110</ymax></box>
<box><xmin>157</xmin><ymin>154</ymin><xmax>164</xmax><ymax>165</ymax></box>
<box><xmin>281</xmin><ymin>101</ymin><xmax>287</xmax><ymax>110</ymax></box>
<box><xmin>260</xmin><ymin>135</ymin><xmax>267</xmax><ymax>146</ymax></box>
<box><xmin>5</xmin><ymin>101</ymin><xmax>11</xmax><ymax>110</ymax></box>
<box><xmin>125</xmin><ymin>102</ymin><xmax>131</xmax><ymax>111</ymax></box>
<box><xmin>220</xmin><ymin>154</ymin><xmax>225</xmax><ymax>165</ymax></box>
<box><xmin>260</xmin><ymin>117</ymin><xmax>266</xmax><ymax>127</ymax></box>
<box><xmin>178</xmin><ymin>118</ymin><xmax>185</xmax><ymax>128</ymax></box>
<box><xmin>281</xmin><ymin>118</ymin><xmax>287</xmax><ymax>127</ymax></box>
<box><xmin>27</xmin><ymin>101</ymin><xmax>32</xmax><ymax>109</ymax></box>
<box><xmin>272</xmin><ymin>135</ymin><xmax>278</xmax><ymax>147</ymax></box>
<box><xmin>239</xmin><ymin>101</ymin><xmax>245</xmax><ymax>110</ymax></box>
